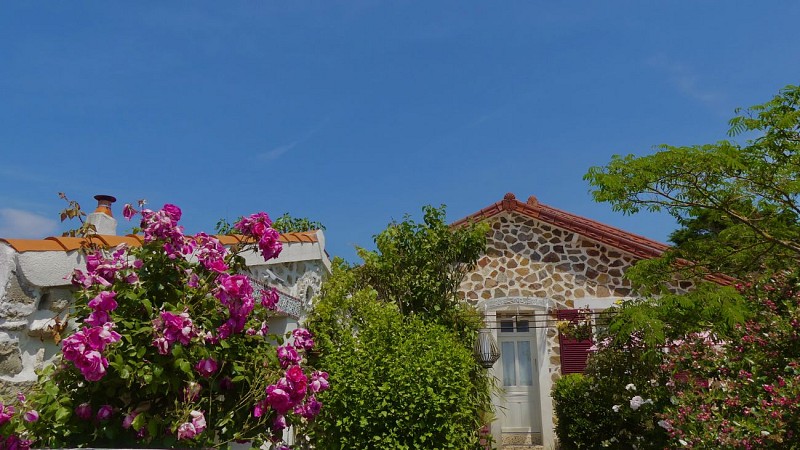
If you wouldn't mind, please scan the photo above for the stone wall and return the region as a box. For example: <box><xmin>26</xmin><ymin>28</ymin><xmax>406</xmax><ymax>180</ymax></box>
<box><xmin>251</xmin><ymin>260</ymin><xmax>327</xmax><ymax>310</ymax></box>
<box><xmin>458</xmin><ymin>212</ymin><xmax>641</xmax><ymax>308</ymax></box>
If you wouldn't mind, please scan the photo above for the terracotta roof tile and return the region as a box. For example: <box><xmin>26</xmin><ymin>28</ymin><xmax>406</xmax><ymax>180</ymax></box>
<box><xmin>0</xmin><ymin>239</ymin><xmax>65</xmax><ymax>252</ymax></box>
<box><xmin>45</xmin><ymin>237</ymin><xmax>89</xmax><ymax>252</ymax></box>
<box><xmin>1</xmin><ymin>231</ymin><xmax>318</xmax><ymax>253</ymax></box>
<box><xmin>279</xmin><ymin>231</ymin><xmax>318</xmax><ymax>243</ymax></box>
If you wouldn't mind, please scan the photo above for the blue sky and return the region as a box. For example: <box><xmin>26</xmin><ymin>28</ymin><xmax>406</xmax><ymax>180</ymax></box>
<box><xmin>1</xmin><ymin>2</ymin><xmax>798</xmax><ymax>261</ymax></box>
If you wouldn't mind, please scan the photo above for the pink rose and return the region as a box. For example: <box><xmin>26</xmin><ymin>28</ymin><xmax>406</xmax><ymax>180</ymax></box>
<box><xmin>260</xmin><ymin>288</ymin><xmax>279</xmax><ymax>310</ymax></box>
<box><xmin>97</xmin><ymin>404</ymin><xmax>113</xmax><ymax>421</ymax></box>
<box><xmin>286</xmin><ymin>365</ymin><xmax>307</xmax><ymax>385</ymax></box>
<box><xmin>265</xmin><ymin>386</ymin><xmax>292</xmax><ymax>414</ymax></box>
<box><xmin>122</xmin><ymin>411</ymin><xmax>138</xmax><ymax>429</ymax></box>
<box><xmin>310</xmin><ymin>371</ymin><xmax>330</xmax><ymax>393</ymax></box>
<box><xmin>276</xmin><ymin>345</ymin><xmax>300</xmax><ymax>368</ymax></box>
<box><xmin>84</xmin><ymin>310</ymin><xmax>110</xmax><ymax>327</ymax></box>
<box><xmin>0</xmin><ymin>404</ymin><xmax>15</xmax><ymax>425</ymax></box>
<box><xmin>122</xmin><ymin>204</ymin><xmax>137</xmax><ymax>221</ymax></box>
<box><xmin>195</xmin><ymin>358</ymin><xmax>219</xmax><ymax>378</ymax></box>
<box><xmin>177</xmin><ymin>422</ymin><xmax>196</xmax><ymax>440</ymax></box>
<box><xmin>162</xmin><ymin>204</ymin><xmax>182</xmax><ymax>221</ymax></box>
<box><xmin>23</xmin><ymin>410</ymin><xmax>38</xmax><ymax>422</ymax></box>
<box><xmin>190</xmin><ymin>410</ymin><xmax>206</xmax><ymax>433</ymax></box>
<box><xmin>75</xmin><ymin>403</ymin><xmax>92</xmax><ymax>420</ymax></box>
<box><xmin>77</xmin><ymin>350</ymin><xmax>108</xmax><ymax>381</ymax></box>
<box><xmin>88</xmin><ymin>291</ymin><xmax>118</xmax><ymax>311</ymax></box>
<box><xmin>292</xmin><ymin>328</ymin><xmax>315</xmax><ymax>351</ymax></box>
<box><xmin>153</xmin><ymin>337</ymin><xmax>170</xmax><ymax>355</ymax></box>
<box><xmin>272</xmin><ymin>414</ymin><xmax>287</xmax><ymax>433</ymax></box>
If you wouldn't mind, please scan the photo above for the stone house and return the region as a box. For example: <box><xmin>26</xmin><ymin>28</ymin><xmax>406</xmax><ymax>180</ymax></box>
<box><xmin>455</xmin><ymin>193</ymin><xmax>729</xmax><ymax>450</ymax></box>
<box><xmin>0</xmin><ymin>197</ymin><xmax>331</xmax><ymax>399</ymax></box>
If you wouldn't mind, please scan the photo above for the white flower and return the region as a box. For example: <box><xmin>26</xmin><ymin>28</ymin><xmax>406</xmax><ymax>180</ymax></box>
<box><xmin>629</xmin><ymin>396</ymin><xmax>652</xmax><ymax>410</ymax></box>
<box><xmin>612</xmin><ymin>404</ymin><xmax>621</xmax><ymax>412</ymax></box>
<box><xmin>761</xmin><ymin>430</ymin><xmax>770</xmax><ymax>436</ymax></box>
<box><xmin>625</xmin><ymin>383</ymin><xmax>636</xmax><ymax>391</ymax></box>
<box><xmin>658</xmin><ymin>420</ymin><xmax>673</xmax><ymax>431</ymax></box>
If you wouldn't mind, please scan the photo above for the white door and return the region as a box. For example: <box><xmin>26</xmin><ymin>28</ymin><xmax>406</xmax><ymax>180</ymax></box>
<box><xmin>496</xmin><ymin>315</ymin><xmax>541</xmax><ymax>435</ymax></box>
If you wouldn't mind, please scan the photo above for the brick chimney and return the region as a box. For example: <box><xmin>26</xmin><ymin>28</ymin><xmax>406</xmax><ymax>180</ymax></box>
<box><xmin>86</xmin><ymin>195</ymin><xmax>117</xmax><ymax>235</ymax></box>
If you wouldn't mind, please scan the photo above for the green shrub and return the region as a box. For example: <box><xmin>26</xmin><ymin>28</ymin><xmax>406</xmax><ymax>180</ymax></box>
<box><xmin>306</xmin><ymin>262</ymin><xmax>485</xmax><ymax>449</ymax></box>
<box><xmin>553</xmin><ymin>374</ymin><xmax>611</xmax><ymax>450</ymax></box>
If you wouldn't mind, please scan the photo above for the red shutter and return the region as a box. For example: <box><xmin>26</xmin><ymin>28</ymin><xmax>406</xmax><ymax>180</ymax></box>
<box><xmin>557</xmin><ymin>309</ymin><xmax>593</xmax><ymax>374</ymax></box>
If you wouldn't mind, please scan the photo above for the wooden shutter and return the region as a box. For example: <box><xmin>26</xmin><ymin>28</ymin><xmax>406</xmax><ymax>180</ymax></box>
<box><xmin>557</xmin><ymin>309</ymin><xmax>593</xmax><ymax>374</ymax></box>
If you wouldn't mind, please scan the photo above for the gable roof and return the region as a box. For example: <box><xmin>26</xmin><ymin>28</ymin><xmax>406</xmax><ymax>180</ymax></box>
<box><xmin>453</xmin><ymin>193</ymin><xmax>669</xmax><ymax>259</ymax></box>
<box><xmin>453</xmin><ymin>193</ymin><xmax>734</xmax><ymax>286</ymax></box>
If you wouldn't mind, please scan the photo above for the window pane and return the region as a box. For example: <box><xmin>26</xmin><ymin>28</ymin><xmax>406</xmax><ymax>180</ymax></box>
<box><xmin>500</xmin><ymin>320</ymin><xmax>514</xmax><ymax>333</ymax></box>
<box><xmin>517</xmin><ymin>341</ymin><xmax>534</xmax><ymax>386</ymax></box>
<box><xmin>517</xmin><ymin>320</ymin><xmax>530</xmax><ymax>332</ymax></box>
<box><xmin>501</xmin><ymin>341</ymin><xmax>516</xmax><ymax>386</ymax></box>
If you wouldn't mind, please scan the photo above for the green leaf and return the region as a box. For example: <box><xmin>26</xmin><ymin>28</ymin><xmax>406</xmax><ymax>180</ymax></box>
<box><xmin>55</xmin><ymin>406</ymin><xmax>71</xmax><ymax>422</ymax></box>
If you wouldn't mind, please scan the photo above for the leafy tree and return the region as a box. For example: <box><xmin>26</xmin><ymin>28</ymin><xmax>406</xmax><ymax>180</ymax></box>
<box><xmin>563</xmin><ymin>85</ymin><xmax>800</xmax><ymax>448</ymax></box>
<box><xmin>585</xmin><ymin>85</ymin><xmax>800</xmax><ymax>281</ymax></box>
<box><xmin>306</xmin><ymin>205</ymin><xmax>494</xmax><ymax>448</ymax></box>
<box><xmin>356</xmin><ymin>205</ymin><xmax>489</xmax><ymax>344</ymax></box>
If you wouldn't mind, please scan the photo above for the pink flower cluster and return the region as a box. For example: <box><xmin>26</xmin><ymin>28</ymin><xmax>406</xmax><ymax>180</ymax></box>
<box><xmin>176</xmin><ymin>410</ymin><xmax>206</xmax><ymax>441</ymax></box>
<box><xmin>0</xmin><ymin>404</ymin><xmax>14</xmax><ymax>426</ymax></box>
<box><xmin>85</xmin><ymin>291</ymin><xmax>118</xmax><ymax>326</ymax></box>
<box><xmin>234</xmin><ymin>213</ymin><xmax>283</xmax><ymax>261</ymax></box>
<box><xmin>141</xmin><ymin>205</ymin><xmax>185</xmax><ymax>259</ymax></box>
<box><xmin>192</xmin><ymin>233</ymin><xmax>229</xmax><ymax>273</ymax></box>
<box><xmin>61</xmin><ymin>323</ymin><xmax>121</xmax><ymax>381</ymax></box>
<box><xmin>152</xmin><ymin>311</ymin><xmax>198</xmax><ymax>355</ymax></box>
<box><xmin>71</xmin><ymin>245</ymin><xmax>140</xmax><ymax>288</ymax></box>
<box><xmin>253</xmin><ymin>336</ymin><xmax>329</xmax><ymax>437</ymax></box>
<box><xmin>0</xmin><ymin>434</ymin><xmax>31</xmax><ymax>450</ymax></box>
<box><xmin>291</xmin><ymin>328</ymin><xmax>315</xmax><ymax>351</ymax></box>
<box><xmin>260</xmin><ymin>287</ymin><xmax>279</xmax><ymax>310</ymax></box>
<box><xmin>214</xmin><ymin>274</ymin><xmax>255</xmax><ymax>339</ymax></box>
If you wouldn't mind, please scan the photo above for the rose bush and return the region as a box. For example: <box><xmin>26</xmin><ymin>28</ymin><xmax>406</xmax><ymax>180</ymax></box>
<box><xmin>0</xmin><ymin>203</ymin><xmax>326</xmax><ymax>449</ymax></box>
<box><xmin>660</xmin><ymin>272</ymin><xmax>800</xmax><ymax>448</ymax></box>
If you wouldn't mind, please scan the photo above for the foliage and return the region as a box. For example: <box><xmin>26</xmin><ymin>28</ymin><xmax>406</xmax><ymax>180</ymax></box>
<box><xmin>0</xmin><ymin>201</ymin><xmax>326</xmax><ymax>449</ymax></box>
<box><xmin>660</xmin><ymin>272</ymin><xmax>800</xmax><ymax>448</ymax></box>
<box><xmin>553</xmin><ymin>374</ymin><xmax>616</xmax><ymax>450</ymax></box>
<box><xmin>306</xmin><ymin>261</ymin><xmax>485</xmax><ymax>450</ymax></box>
<box><xmin>556</xmin><ymin>307</ymin><xmax>594</xmax><ymax>341</ymax></box>
<box><xmin>272</xmin><ymin>213</ymin><xmax>326</xmax><ymax>234</ymax></box>
<box><xmin>216</xmin><ymin>213</ymin><xmax>325</xmax><ymax>235</ymax></box>
<box><xmin>306</xmin><ymin>205</ymin><xmax>493</xmax><ymax>448</ymax></box>
<box><xmin>551</xmin><ymin>326</ymin><xmax>675</xmax><ymax>450</ymax></box>
<box><xmin>558</xmin><ymin>85</ymin><xmax>800</xmax><ymax>448</ymax></box>
<box><xmin>585</xmin><ymin>85</ymin><xmax>800</xmax><ymax>281</ymax></box>
<box><xmin>356</xmin><ymin>205</ymin><xmax>489</xmax><ymax>344</ymax></box>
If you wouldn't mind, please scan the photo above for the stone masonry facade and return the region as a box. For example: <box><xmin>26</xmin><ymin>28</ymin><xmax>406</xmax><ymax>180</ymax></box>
<box><xmin>459</xmin><ymin>212</ymin><xmax>640</xmax><ymax>307</ymax></box>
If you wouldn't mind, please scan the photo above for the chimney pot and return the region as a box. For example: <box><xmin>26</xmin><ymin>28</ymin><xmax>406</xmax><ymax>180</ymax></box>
<box><xmin>87</xmin><ymin>194</ymin><xmax>118</xmax><ymax>235</ymax></box>
<box><xmin>93</xmin><ymin>195</ymin><xmax>117</xmax><ymax>217</ymax></box>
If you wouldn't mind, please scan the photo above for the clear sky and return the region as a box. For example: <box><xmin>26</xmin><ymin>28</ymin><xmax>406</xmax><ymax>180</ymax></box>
<box><xmin>1</xmin><ymin>2</ymin><xmax>798</xmax><ymax>261</ymax></box>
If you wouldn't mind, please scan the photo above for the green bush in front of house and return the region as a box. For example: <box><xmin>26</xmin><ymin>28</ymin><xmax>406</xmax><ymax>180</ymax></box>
<box><xmin>306</xmin><ymin>261</ymin><xmax>484</xmax><ymax>449</ymax></box>
<box><xmin>552</xmin><ymin>373</ymin><xmax>616</xmax><ymax>450</ymax></box>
